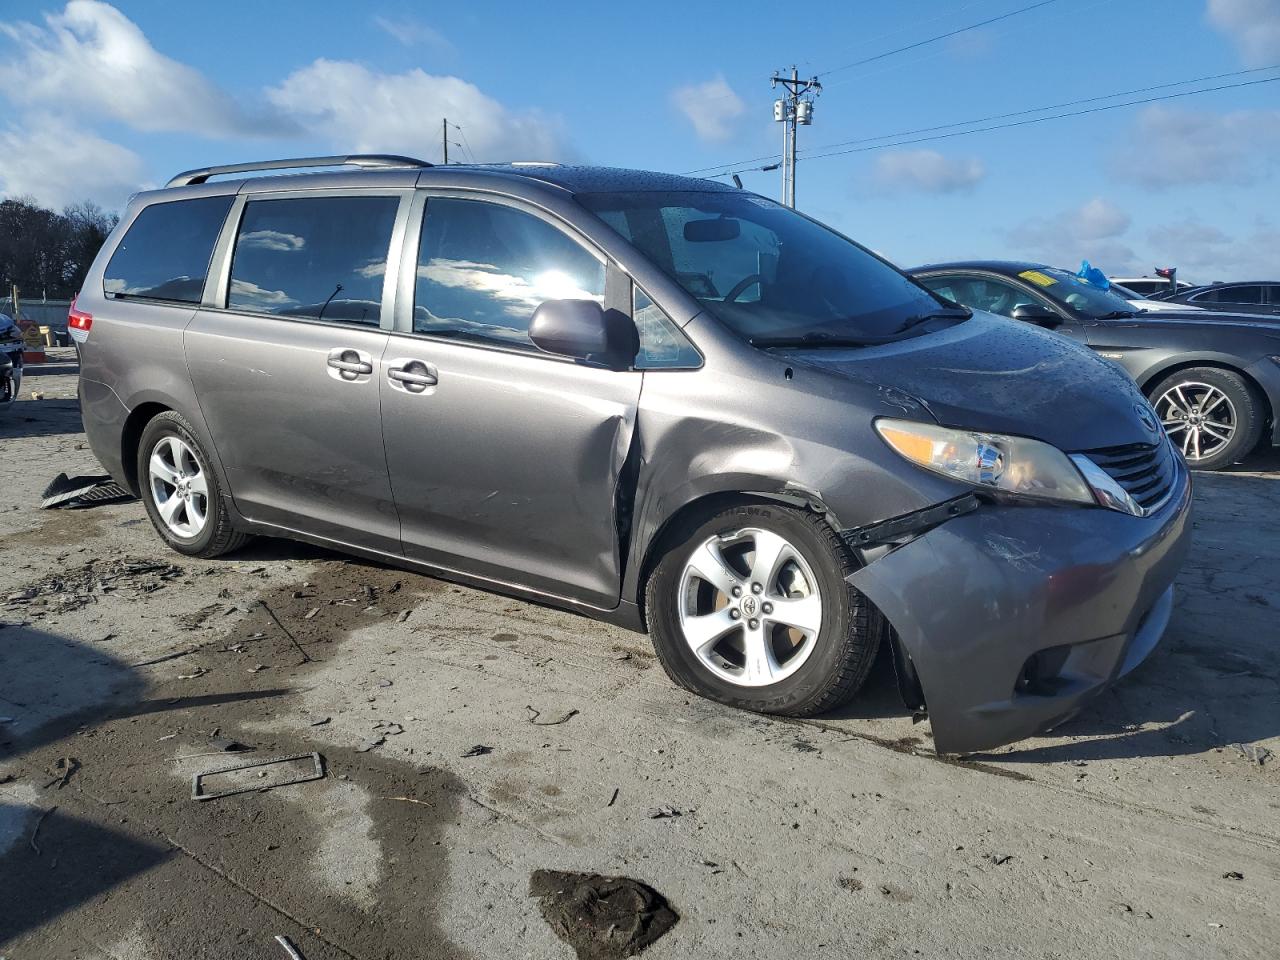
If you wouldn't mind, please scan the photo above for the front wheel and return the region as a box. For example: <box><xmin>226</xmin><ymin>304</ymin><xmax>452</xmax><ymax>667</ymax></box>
<box><xmin>137</xmin><ymin>411</ymin><xmax>250</xmax><ymax>558</ymax></box>
<box><xmin>645</xmin><ymin>501</ymin><xmax>879</xmax><ymax>717</ymax></box>
<box><xmin>1149</xmin><ymin>367</ymin><xmax>1263</xmax><ymax>471</ymax></box>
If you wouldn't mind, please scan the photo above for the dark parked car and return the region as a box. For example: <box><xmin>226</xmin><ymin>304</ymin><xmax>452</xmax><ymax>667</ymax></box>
<box><xmin>910</xmin><ymin>262</ymin><xmax>1280</xmax><ymax>470</ymax></box>
<box><xmin>73</xmin><ymin>158</ymin><xmax>1192</xmax><ymax>754</ymax></box>
<box><xmin>1156</xmin><ymin>281</ymin><xmax>1280</xmax><ymax>316</ymax></box>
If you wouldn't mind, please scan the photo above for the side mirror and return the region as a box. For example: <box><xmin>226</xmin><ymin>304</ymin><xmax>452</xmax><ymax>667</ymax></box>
<box><xmin>529</xmin><ymin>299</ymin><xmax>639</xmax><ymax>370</ymax></box>
<box><xmin>1010</xmin><ymin>303</ymin><xmax>1062</xmax><ymax>328</ymax></box>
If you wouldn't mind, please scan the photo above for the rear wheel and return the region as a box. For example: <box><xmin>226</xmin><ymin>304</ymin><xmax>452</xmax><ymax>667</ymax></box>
<box><xmin>645</xmin><ymin>501</ymin><xmax>878</xmax><ymax>717</ymax></box>
<box><xmin>1149</xmin><ymin>367</ymin><xmax>1262</xmax><ymax>471</ymax></box>
<box><xmin>137</xmin><ymin>411</ymin><xmax>250</xmax><ymax>558</ymax></box>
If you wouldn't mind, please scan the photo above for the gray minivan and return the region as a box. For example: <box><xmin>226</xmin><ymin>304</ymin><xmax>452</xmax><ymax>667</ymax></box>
<box><xmin>73</xmin><ymin>156</ymin><xmax>1191</xmax><ymax>754</ymax></box>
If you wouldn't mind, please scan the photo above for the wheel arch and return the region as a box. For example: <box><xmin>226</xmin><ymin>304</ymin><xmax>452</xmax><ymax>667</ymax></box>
<box><xmin>120</xmin><ymin>401</ymin><xmax>173</xmax><ymax>497</ymax></box>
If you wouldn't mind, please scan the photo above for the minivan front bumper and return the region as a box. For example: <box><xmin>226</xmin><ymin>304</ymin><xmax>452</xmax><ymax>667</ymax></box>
<box><xmin>848</xmin><ymin>463</ymin><xmax>1192</xmax><ymax>755</ymax></box>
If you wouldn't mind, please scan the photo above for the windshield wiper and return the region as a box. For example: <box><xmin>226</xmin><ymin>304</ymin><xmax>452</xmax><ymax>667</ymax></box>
<box><xmin>749</xmin><ymin>332</ymin><xmax>876</xmax><ymax>348</ymax></box>
<box><xmin>895</xmin><ymin>309</ymin><xmax>970</xmax><ymax>332</ymax></box>
<box><xmin>1095</xmin><ymin>310</ymin><xmax>1138</xmax><ymax>320</ymax></box>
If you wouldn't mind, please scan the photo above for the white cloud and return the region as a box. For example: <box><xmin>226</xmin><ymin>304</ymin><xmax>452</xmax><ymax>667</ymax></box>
<box><xmin>1207</xmin><ymin>0</ymin><xmax>1280</xmax><ymax>65</ymax></box>
<box><xmin>872</xmin><ymin>149</ymin><xmax>986</xmax><ymax>193</ymax></box>
<box><xmin>1147</xmin><ymin>217</ymin><xmax>1280</xmax><ymax>282</ymax></box>
<box><xmin>0</xmin><ymin>114</ymin><xmax>145</xmax><ymax>209</ymax></box>
<box><xmin>374</xmin><ymin>14</ymin><xmax>454</xmax><ymax>54</ymax></box>
<box><xmin>267</xmin><ymin>60</ymin><xmax>566</xmax><ymax>164</ymax></box>
<box><xmin>0</xmin><ymin>1</ymin><xmax>286</xmax><ymax>137</ymax></box>
<box><xmin>670</xmin><ymin>75</ymin><xmax>745</xmax><ymax>143</ymax></box>
<box><xmin>1111</xmin><ymin>105</ymin><xmax>1280</xmax><ymax>188</ymax></box>
<box><xmin>1008</xmin><ymin>198</ymin><xmax>1142</xmax><ymax>275</ymax></box>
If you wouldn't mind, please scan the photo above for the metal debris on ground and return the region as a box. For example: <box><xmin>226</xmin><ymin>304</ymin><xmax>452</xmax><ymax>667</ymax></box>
<box><xmin>1229</xmin><ymin>743</ymin><xmax>1271</xmax><ymax>765</ymax></box>
<box><xmin>40</xmin><ymin>472</ymin><xmax>135</xmax><ymax>510</ymax></box>
<box><xmin>528</xmin><ymin>869</ymin><xmax>678</xmax><ymax>960</ymax></box>
<box><xmin>526</xmin><ymin>705</ymin><xmax>579</xmax><ymax>726</ymax></box>
<box><xmin>28</xmin><ymin>806</ymin><xmax>56</xmax><ymax>855</ymax></box>
<box><xmin>5</xmin><ymin>558</ymin><xmax>183</xmax><ymax>618</ymax></box>
<box><xmin>274</xmin><ymin>934</ymin><xmax>306</xmax><ymax>960</ymax></box>
<box><xmin>191</xmin><ymin>752</ymin><xmax>325</xmax><ymax>801</ymax></box>
<box><xmin>461</xmin><ymin>744</ymin><xmax>493</xmax><ymax>758</ymax></box>
<box><xmin>648</xmin><ymin>805</ymin><xmax>681</xmax><ymax>819</ymax></box>
<box><xmin>256</xmin><ymin>599</ymin><xmax>313</xmax><ymax>663</ymax></box>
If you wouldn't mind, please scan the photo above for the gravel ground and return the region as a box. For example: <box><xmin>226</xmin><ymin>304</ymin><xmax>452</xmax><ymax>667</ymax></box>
<box><xmin>2</xmin><ymin>349</ymin><xmax>1278</xmax><ymax>959</ymax></box>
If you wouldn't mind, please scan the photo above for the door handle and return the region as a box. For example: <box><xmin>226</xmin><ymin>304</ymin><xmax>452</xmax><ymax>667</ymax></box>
<box><xmin>326</xmin><ymin>347</ymin><xmax>373</xmax><ymax>382</ymax></box>
<box><xmin>386</xmin><ymin>359</ymin><xmax>438</xmax><ymax>394</ymax></box>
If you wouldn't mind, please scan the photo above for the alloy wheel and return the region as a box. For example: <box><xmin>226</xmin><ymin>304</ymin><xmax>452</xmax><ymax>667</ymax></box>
<box><xmin>677</xmin><ymin>527</ymin><xmax>824</xmax><ymax>687</ymax></box>
<box><xmin>1154</xmin><ymin>381</ymin><xmax>1236</xmax><ymax>462</ymax></box>
<box><xmin>148</xmin><ymin>435</ymin><xmax>209</xmax><ymax>538</ymax></box>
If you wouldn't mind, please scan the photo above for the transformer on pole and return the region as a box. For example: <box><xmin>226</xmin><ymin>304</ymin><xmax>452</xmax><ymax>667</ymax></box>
<box><xmin>771</xmin><ymin>67</ymin><xmax>821</xmax><ymax>208</ymax></box>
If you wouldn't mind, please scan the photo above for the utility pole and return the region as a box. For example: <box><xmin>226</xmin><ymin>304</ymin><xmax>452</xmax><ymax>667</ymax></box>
<box><xmin>442</xmin><ymin>117</ymin><xmax>449</xmax><ymax>165</ymax></box>
<box><xmin>771</xmin><ymin>67</ymin><xmax>821</xmax><ymax>208</ymax></box>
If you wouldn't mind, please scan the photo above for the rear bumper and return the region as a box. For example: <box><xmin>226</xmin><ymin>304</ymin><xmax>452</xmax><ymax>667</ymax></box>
<box><xmin>848</xmin><ymin>463</ymin><xmax>1192</xmax><ymax>754</ymax></box>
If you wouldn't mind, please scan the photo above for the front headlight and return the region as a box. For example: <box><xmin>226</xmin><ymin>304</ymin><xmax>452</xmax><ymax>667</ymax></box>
<box><xmin>875</xmin><ymin>418</ymin><xmax>1095</xmax><ymax>505</ymax></box>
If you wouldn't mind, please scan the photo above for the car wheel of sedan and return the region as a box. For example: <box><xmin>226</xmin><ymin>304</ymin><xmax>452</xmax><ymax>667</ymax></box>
<box><xmin>137</xmin><ymin>411</ymin><xmax>250</xmax><ymax>558</ymax></box>
<box><xmin>645</xmin><ymin>501</ymin><xmax>879</xmax><ymax>717</ymax></box>
<box><xmin>1149</xmin><ymin>367</ymin><xmax>1262</xmax><ymax>471</ymax></box>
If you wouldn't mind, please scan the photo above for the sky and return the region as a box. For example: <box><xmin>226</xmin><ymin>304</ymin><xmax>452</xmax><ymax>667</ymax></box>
<box><xmin>0</xmin><ymin>0</ymin><xmax>1278</xmax><ymax>283</ymax></box>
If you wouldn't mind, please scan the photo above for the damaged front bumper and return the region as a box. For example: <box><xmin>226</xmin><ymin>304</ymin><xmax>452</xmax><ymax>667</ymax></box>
<box><xmin>847</xmin><ymin>465</ymin><xmax>1192</xmax><ymax>755</ymax></box>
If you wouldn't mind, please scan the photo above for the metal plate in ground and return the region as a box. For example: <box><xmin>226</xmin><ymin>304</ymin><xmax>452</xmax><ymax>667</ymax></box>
<box><xmin>191</xmin><ymin>752</ymin><xmax>325</xmax><ymax>801</ymax></box>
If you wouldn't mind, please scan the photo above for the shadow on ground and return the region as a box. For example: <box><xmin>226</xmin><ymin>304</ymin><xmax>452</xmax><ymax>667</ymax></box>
<box><xmin>0</xmin><ymin>627</ymin><xmax>291</xmax><ymax>948</ymax></box>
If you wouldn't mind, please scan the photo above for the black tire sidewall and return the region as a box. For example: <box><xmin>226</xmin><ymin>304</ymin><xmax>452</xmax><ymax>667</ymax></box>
<box><xmin>1151</xmin><ymin>367</ymin><xmax>1261</xmax><ymax>470</ymax></box>
<box><xmin>137</xmin><ymin>414</ymin><xmax>223</xmax><ymax>556</ymax></box>
<box><xmin>647</xmin><ymin>501</ymin><xmax>864</xmax><ymax>714</ymax></box>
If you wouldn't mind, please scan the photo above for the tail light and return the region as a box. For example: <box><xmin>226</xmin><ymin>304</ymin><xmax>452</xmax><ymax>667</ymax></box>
<box><xmin>68</xmin><ymin>295</ymin><xmax>93</xmax><ymax>335</ymax></box>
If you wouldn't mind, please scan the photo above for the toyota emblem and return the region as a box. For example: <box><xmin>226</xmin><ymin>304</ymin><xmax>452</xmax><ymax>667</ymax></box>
<box><xmin>1136</xmin><ymin>403</ymin><xmax>1159</xmax><ymax>434</ymax></box>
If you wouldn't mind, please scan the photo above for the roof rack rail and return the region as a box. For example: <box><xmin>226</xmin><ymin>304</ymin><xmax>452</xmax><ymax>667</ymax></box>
<box><xmin>166</xmin><ymin>154</ymin><xmax>433</xmax><ymax>188</ymax></box>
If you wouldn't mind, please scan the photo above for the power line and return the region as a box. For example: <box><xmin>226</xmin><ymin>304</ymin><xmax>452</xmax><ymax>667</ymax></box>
<box><xmin>817</xmin><ymin>0</ymin><xmax>1059</xmax><ymax>77</ymax></box>
<box><xmin>808</xmin><ymin>64</ymin><xmax>1280</xmax><ymax>153</ymax></box>
<box><xmin>686</xmin><ymin>68</ymin><xmax>1280</xmax><ymax>177</ymax></box>
<box><xmin>711</xmin><ymin>74</ymin><xmax>1280</xmax><ymax>175</ymax></box>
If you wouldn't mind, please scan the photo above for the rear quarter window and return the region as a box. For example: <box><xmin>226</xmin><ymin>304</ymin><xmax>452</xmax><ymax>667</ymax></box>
<box><xmin>104</xmin><ymin>196</ymin><xmax>234</xmax><ymax>304</ymax></box>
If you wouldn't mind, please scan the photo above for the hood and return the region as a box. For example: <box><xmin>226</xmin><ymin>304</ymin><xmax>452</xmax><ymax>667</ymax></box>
<box><xmin>777</xmin><ymin>312</ymin><xmax>1160</xmax><ymax>452</ymax></box>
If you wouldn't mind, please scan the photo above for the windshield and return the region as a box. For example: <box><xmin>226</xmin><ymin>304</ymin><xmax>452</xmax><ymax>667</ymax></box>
<box><xmin>1019</xmin><ymin>267</ymin><xmax>1138</xmax><ymax>318</ymax></box>
<box><xmin>577</xmin><ymin>190</ymin><xmax>962</xmax><ymax>344</ymax></box>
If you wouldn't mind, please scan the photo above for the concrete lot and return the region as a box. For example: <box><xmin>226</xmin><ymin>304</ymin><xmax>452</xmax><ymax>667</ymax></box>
<box><xmin>2</xmin><ymin>349</ymin><xmax>1278</xmax><ymax>959</ymax></box>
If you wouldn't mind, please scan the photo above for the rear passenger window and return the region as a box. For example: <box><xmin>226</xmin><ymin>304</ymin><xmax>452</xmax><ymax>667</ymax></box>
<box><xmin>228</xmin><ymin>196</ymin><xmax>399</xmax><ymax>324</ymax></box>
<box><xmin>1217</xmin><ymin>285</ymin><xmax>1263</xmax><ymax>305</ymax></box>
<box><xmin>414</xmin><ymin>198</ymin><xmax>604</xmax><ymax>348</ymax></box>
<box><xmin>104</xmin><ymin>196</ymin><xmax>233</xmax><ymax>303</ymax></box>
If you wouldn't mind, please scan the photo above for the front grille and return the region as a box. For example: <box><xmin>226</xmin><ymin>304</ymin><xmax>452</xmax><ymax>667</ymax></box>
<box><xmin>1083</xmin><ymin>439</ymin><xmax>1179</xmax><ymax>512</ymax></box>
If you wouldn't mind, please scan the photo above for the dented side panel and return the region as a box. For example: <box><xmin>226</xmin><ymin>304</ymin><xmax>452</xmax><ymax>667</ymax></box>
<box><xmin>381</xmin><ymin>335</ymin><xmax>642</xmax><ymax>608</ymax></box>
<box><xmin>623</xmin><ymin>313</ymin><xmax>971</xmax><ymax>607</ymax></box>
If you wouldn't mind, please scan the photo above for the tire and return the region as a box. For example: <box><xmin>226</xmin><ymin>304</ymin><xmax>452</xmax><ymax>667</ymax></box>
<box><xmin>645</xmin><ymin>500</ymin><xmax>878</xmax><ymax>717</ymax></box>
<box><xmin>136</xmin><ymin>411</ymin><xmax>250</xmax><ymax>558</ymax></box>
<box><xmin>1148</xmin><ymin>366</ymin><xmax>1264</xmax><ymax>471</ymax></box>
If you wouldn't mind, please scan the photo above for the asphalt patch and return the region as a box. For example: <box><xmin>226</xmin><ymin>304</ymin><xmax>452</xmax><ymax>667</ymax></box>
<box><xmin>529</xmin><ymin>869</ymin><xmax>678</xmax><ymax>960</ymax></box>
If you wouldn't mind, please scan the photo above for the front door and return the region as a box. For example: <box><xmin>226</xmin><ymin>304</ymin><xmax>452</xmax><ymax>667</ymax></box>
<box><xmin>186</xmin><ymin>191</ymin><xmax>406</xmax><ymax>552</ymax></box>
<box><xmin>379</xmin><ymin>194</ymin><xmax>642</xmax><ymax>607</ymax></box>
